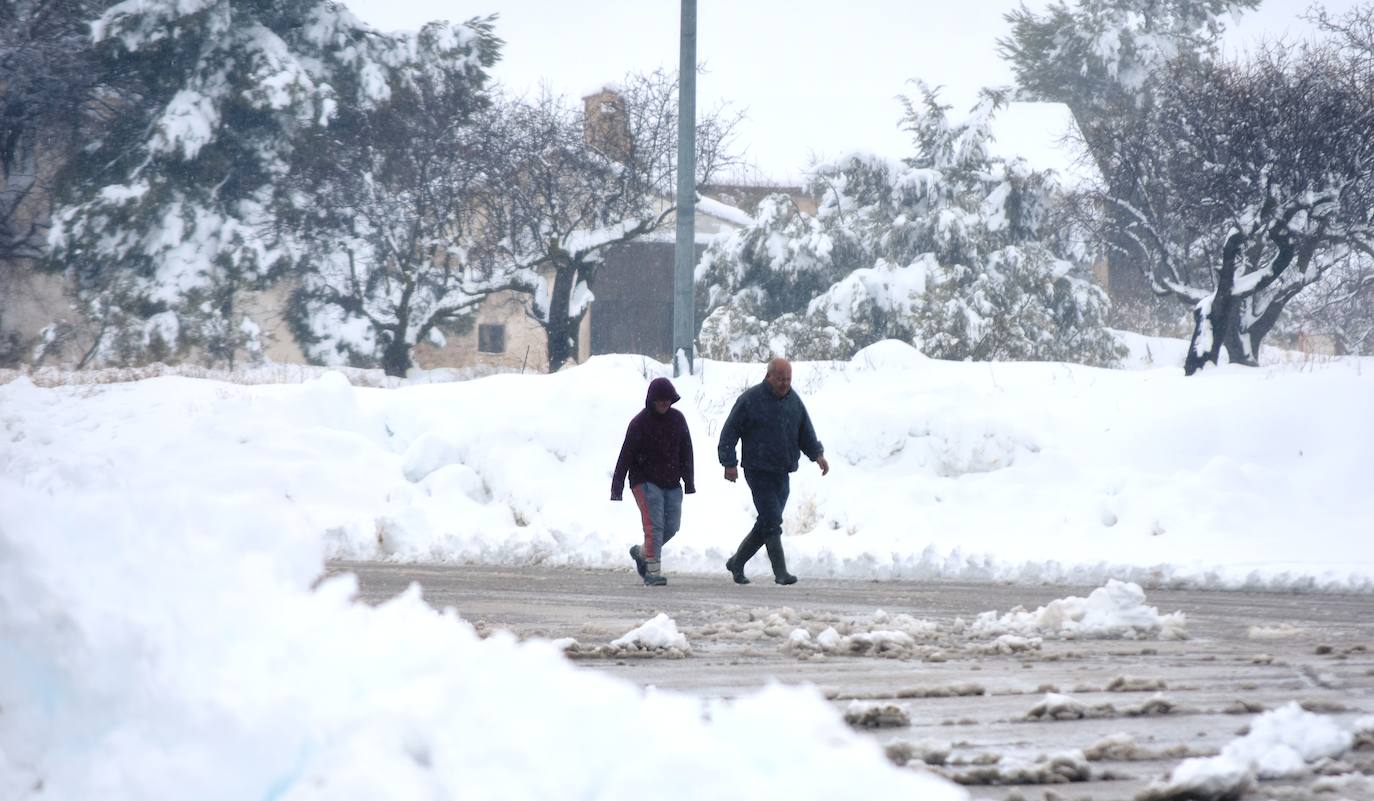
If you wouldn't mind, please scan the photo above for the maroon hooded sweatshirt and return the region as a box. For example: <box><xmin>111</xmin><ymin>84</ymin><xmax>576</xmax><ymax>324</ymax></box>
<box><xmin>610</xmin><ymin>377</ymin><xmax>696</xmax><ymax>500</ymax></box>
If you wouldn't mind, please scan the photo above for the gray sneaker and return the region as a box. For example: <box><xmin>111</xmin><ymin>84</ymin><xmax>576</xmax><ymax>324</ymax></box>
<box><xmin>643</xmin><ymin>573</ymin><xmax>667</xmax><ymax>586</ymax></box>
<box><xmin>629</xmin><ymin>545</ymin><xmax>647</xmax><ymax>578</ymax></box>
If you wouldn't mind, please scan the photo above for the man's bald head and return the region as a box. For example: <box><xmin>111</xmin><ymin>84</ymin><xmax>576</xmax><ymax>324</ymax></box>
<box><xmin>765</xmin><ymin>357</ymin><xmax>792</xmax><ymax>397</ymax></box>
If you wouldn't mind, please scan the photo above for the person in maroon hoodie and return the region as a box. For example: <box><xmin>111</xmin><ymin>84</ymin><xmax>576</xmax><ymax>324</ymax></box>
<box><xmin>611</xmin><ymin>377</ymin><xmax>695</xmax><ymax>586</ymax></box>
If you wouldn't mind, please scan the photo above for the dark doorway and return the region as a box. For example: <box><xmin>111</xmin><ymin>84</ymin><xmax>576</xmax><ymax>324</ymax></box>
<box><xmin>591</xmin><ymin>241</ymin><xmax>706</xmax><ymax>359</ymax></box>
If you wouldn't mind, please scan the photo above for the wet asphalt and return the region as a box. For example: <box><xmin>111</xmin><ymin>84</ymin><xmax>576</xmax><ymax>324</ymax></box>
<box><xmin>328</xmin><ymin>561</ymin><xmax>1374</xmax><ymax>801</ymax></box>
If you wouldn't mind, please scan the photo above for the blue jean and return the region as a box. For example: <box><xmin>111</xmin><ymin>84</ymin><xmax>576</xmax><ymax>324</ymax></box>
<box><xmin>631</xmin><ymin>482</ymin><xmax>682</xmax><ymax>574</ymax></box>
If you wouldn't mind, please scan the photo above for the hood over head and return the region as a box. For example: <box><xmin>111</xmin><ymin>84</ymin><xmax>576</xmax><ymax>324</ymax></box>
<box><xmin>645</xmin><ymin>377</ymin><xmax>680</xmax><ymax>409</ymax></box>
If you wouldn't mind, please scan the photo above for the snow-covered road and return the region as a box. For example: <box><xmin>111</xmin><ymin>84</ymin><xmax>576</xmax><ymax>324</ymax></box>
<box><xmin>335</xmin><ymin>561</ymin><xmax>1374</xmax><ymax>801</ymax></box>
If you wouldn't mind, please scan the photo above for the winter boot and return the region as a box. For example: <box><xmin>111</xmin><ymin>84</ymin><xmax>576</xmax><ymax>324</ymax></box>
<box><xmin>726</xmin><ymin>529</ymin><xmax>766</xmax><ymax>585</ymax></box>
<box><xmin>765</xmin><ymin>535</ymin><xmax>797</xmax><ymax>585</ymax></box>
<box><xmin>644</xmin><ymin>554</ymin><xmax>666</xmax><ymax>586</ymax></box>
<box><xmin>629</xmin><ymin>545</ymin><xmax>647</xmax><ymax>579</ymax></box>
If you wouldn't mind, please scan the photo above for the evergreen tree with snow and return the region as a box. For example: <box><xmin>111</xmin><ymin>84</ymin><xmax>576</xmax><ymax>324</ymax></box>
<box><xmin>1000</xmin><ymin>0</ymin><xmax>1261</xmax><ymax>155</ymax></box>
<box><xmin>697</xmin><ymin>86</ymin><xmax>1123</xmax><ymax>366</ymax></box>
<box><xmin>282</xmin><ymin>18</ymin><xmax>504</xmax><ymax>377</ymax></box>
<box><xmin>1</xmin><ymin>0</ymin><xmax>109</xmax><ymax>265</ymax></box>
<box><xmin>695</xmin><ymin>190</ymin><xmax>863</xmax><ymax>361</ymax></box>
<box><xmin>44</xmin><ymin>0</ymin><xmax>491</xmax><ymax>368</ymax></box>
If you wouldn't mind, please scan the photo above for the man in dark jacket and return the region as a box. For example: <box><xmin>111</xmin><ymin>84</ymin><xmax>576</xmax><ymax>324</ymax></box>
<box><xmin>718</xmin><ymin>357</ymin><xmax>829</xmax><ymax>585</ymax></box>
<box><xmin>611</xmin><ymin>377</ymin><xmax>695</xmax><ymax>586</ymax></box>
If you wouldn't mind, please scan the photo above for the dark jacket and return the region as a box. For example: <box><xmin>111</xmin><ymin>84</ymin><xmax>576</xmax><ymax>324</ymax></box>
<box><xmin>717</xmin><ymin>381</ymin><xmax>824</xmax><ymax>473</ymax></box>
<box><xmin>611</xmin><ymin>377</ymin><xmax>696</xmax><ymax>500</ymax></box>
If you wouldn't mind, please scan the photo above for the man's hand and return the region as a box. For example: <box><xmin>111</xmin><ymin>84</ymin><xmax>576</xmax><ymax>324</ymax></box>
<box><xmin>816</xmin><ymin>456</ymin><xmax>830</xmax><ymax>476</ymax></box>
<box><xmin>723</xmin><ymin>466</ymin><xmax>738</xmax><ymax>482</ymax></box>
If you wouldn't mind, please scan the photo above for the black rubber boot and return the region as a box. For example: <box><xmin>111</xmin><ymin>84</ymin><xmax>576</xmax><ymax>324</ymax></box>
<box><xmin>725</xmin><ymin>555</ymin><xmax>750</xmax><ymax>584</ymax></box>
<box><xmin>765</xmin><ymin>535</ymin><xmax>797</xmax><ymax>585</ymax></box>
<box><xmin>726</xmin><ymin>530</ymin><xmax>766</xmax><ymax>585</ymax></box>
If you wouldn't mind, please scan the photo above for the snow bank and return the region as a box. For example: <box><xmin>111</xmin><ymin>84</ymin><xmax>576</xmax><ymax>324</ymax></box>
<box><xmin>2</xmin><ymin>345</ymin><xmax>1372</xmax><ymax>593</ymax></box>
<box><xmin>0</xmin><ymin>481</ymin><xmax>962</xmax><ymax>801</ymax></box>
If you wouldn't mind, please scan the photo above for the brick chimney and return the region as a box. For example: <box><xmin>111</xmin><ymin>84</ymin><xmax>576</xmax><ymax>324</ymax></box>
<box><xmin>582</xmin><ymin>87</ymin><xmax>631</xmax><ymax>162</ymax></box>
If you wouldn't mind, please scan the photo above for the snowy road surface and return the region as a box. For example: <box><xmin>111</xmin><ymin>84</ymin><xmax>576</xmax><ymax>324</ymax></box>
<box><xmin>332</xmin><ymin>561</ymin><xmax>1374</xmax><ymax>801</ymax></box>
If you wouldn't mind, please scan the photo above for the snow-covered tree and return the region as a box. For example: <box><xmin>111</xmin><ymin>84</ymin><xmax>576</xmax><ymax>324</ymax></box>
<box><xmin>1278</xmin><ymin>3</ymin><xmax>1374</xmax><ymax>358</ymax></box>
<box><xmin>283</xmin><ymin>19</ymin><xmax>504</xmax><ymax>377</ymax></box>
<box><xmin>697</xmin><ymin>87</ymin><xmax>1123</xmax><ymax>366</ymax></box>
<box><xmin>1280</xmin><ymin>254</ymin><xmax>1374</xmax><ymax>356</ymax></box>
<box><xmin>694</xmin><ymin>190</ymin><xmax>861</xmax><ymax>361</ymax></box>
<box><xmin>44</xmin><ymin>0</ymin><xmax>485</xmax><ymax>367</ymax></box>
<box><xmin>483</xmin><ymin>70</ymin><xmax>742</xmax><ymax>372</ymax></box>
<box><xmin>1</xmin><ymin>0</ymin><xmax>110</xmax><ymax>265</ymax></box>
<box><xmin>699</xmin><ymin>192</ymin><xmax>859</xmax><ymax>317</ymax></box>
<box><xmin>999</xmin><ymin>0</ymin><xmax>1260</xmax><ymax>143</ymax></box>
<box><xmin>1095</xmin><ymin>39</ymin><xmax>1374</xmax><ymax>374</ymax></box>
<box><xmin>999</xmin><ymin>0</ymin><xmax>1260</xmax><ymax>310</ymax></box>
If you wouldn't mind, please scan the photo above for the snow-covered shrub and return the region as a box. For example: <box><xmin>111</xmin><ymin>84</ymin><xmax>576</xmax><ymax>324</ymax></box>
<box><xmin>696</xmin><ymin>87</ymin><xmax>1123</xmax><ymax>366</ymax></box>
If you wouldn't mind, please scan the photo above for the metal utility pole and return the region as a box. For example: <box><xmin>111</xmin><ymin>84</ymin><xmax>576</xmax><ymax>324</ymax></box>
<box><xmin>672</xmin><ymin>0</ymin><xmax>697</xmax><ymax>377</ymax></box>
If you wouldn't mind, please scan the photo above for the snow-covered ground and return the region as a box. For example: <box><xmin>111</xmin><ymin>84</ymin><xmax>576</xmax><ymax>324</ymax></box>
<box><xmin>10</xmin><ymin>336</ymin><xmax>1367</xmax><ymax>590</ymax></box>
<box><xmin>2</xmin><ymin>338</ymin><xmax>1371</xmax><ymax>799</ymax></box>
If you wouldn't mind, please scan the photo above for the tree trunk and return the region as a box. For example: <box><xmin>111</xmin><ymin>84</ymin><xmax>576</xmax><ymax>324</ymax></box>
<box><xmin>1186</xmin><ymin>294</ymin><xmax>1242</xmax><ymax>375</ymax></box>
<box><xmin>1183</xmin><ymin>304</ymin><xmax>1211</xmax><ymax>376</ymax></box>
<box><xmin>1242</xmin><ymin>284</ymin><xmax>1304</xmax><ymax>363</ymax></box>
<box><xmin>217</xmin><ymin>279</ymin><xmax>238</xmax><ymax>369</ymax></box>
<box><xmin>1221</xmin><ymin>306</ymin><xmax>1255</xmax><ymax>366</ymax></box>
<box><xmin>545</xmin><ymin>263</ymin><xmax>574</xmax><ymax>372</ymax></box>
<box><xmin>381</xmin><ymin>330</ymin><xmax>411</xmax><ymax>378</ymax></box>
<box><xmin>382</xmin><ymin>282</ymin><xmax>416</xmax><ymax>378</ymax></box>
<box><xmin>1184</xmin><ymin>235</ymin><xmax>1244</xmax><ymax>376</ymax></box>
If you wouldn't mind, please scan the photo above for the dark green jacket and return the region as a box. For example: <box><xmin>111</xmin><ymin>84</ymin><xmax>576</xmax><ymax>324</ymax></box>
<box><xmin>717</xmin><ymin>381</ymin><xmax>824</xmax><ymax>473</ymax></box>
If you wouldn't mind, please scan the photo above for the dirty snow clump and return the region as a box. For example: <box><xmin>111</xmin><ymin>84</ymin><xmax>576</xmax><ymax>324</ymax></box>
<box><xmin>943</xmin><ymin>749</ymin><xmax>1093</xmax><ymax>786</ymax></box>
<box><xmin>1081</xmin><ymin>733</ymin><xmax>1212</xmax><ymax>762</ymax></box>
<box><xmin>884</xmin><ymin>739</ymin><xmax>952</xmax><ymax>766</ymax></box>
<box><xmin>1105</xmin><ymin>675</ymin><xmax>1168</xmax><ymax>693</ymax></box>
<box><xmin>969</xmin><ymin>633</ymin><xmax>1042</xmax><ymax>655</ymax></box>
<box><xmin>1247</xmin><ymin>623</ymin><xmax>1306</xmax><ymax>640</ymax></box>
<box><xmin>844</xmin><ymin>702</ymin><xmax>911</xmax><ymax>729</ymax></box>
<box><xmin>1139</xmin><ymin>703</ymin><xmax>1357</xmax><ymax>801</ymax></box>
<box><xmin>1025</xmin><ymin>691</ymin><xmax>1178</xmax><ymax>721</ymax></box>
<box><xmin>969</xmin><ymin>580</ymin><xmax>1186</xmax><ymax>640</ymax></box>
<box><xmin>783</xmin><ymin>609</ymin><xmax>942</xmax><ymax>659</ymax></box>
<box><xmin>1026</xmin><ymin>692</ymin><xmax>1089</xmax><ymax>721</ymax></box>
<box><xmin>610</xmin><ymin>612</ymin><xmax>691</xmax><ymax>653</ymax></box>
<box><xmin>787</xmin><ymin>626</ymin><xmax>919</xmax><ymax>659</ymax></box>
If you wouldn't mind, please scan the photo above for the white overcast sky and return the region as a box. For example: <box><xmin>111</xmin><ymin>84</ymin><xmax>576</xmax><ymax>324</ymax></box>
<box><xmin>343</xmin><ymin>0</ymin><xmax>1359</xmax><ymax>183</ymax></box>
